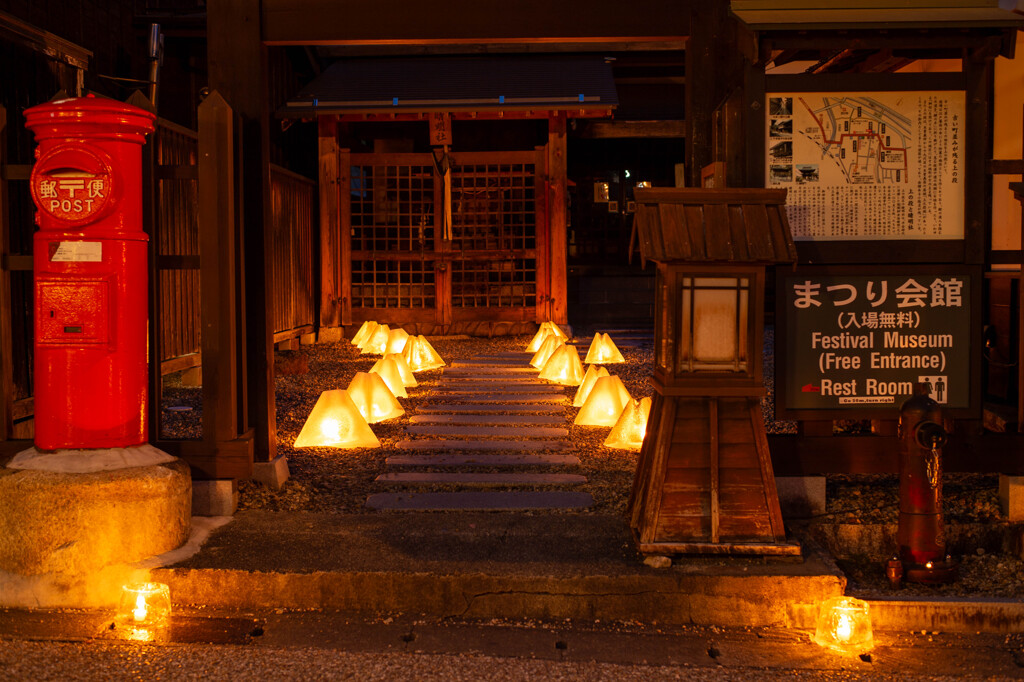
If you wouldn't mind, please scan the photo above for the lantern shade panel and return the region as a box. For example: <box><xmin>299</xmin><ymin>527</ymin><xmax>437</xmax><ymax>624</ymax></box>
<box><xmin>350</xmin><ymin>320</ymin><xmax>378</xmax><ymax>347</ymax></box>
<box><xmin>346</xmin><ymin>371</ymin><xmax>404</xmax><ymax>422</ymax></box>
<box><xmin>573</xmin><ymin>365</ymin><xmax>610</xmax><ymax>407</ymax></box>
<box><xmin>530</xmin><ymin>335</ymin><xmax>563</xmax><ymax>369</ymax></box>
<box><xmin>584</xmin><ymin>332</ymin><xmax>625</xmax><ymax>364</ymax></box>
<box><xmin>294</xmin><ymin>389</ymin><xmax>381</xmax><ymax>448</ymax></box>
<box><xmin>679</xmin><ymin>277</ymin><xmax>749</xmax><ymax>371</ymax></box>
<box><xmin>604</xmin><ymin>397</ymin><xmax>652</xmax><ymax>450</ymax></box>
<box><xmin>361</xmin><ymin>323</ymin><xmax>391</xmax><ymax>354</ymax></box>
<box><xmin>385</xmin><ymin>328</ymin><xmax>410</xmax><ymax>355</ymax></box>
<box><xmin>538</xmin><ymin>344</ymin><xmax>584</xmax><ymax>385</ymax></box>
<box><xmin>369</xmin><ymin>356</ymin><xmax>409</xmax><ymax>397</ymax></box>
<box><xmin>813</xmin><ymin>597</ymin><xmax>874</xmax><ymax>655</ymax></box>
<box><xmin>575</xmin><ymin>375</ymin><xmax>632</xmax><ymax>426</ymax></box>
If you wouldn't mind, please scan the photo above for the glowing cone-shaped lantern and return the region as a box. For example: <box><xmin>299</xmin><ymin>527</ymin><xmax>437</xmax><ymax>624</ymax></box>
<box><xmin>573</xmin><ymin>365</ymin><xmax>610</xmax><ymax>407</ymax></box>
<box><xmin>385</xmin><ymin>328</ymin><xmax>410</xmax><ymax>355</ymax></box>
<box><xmin>542</xmin><ymin>321</ymin><xmax>568</xmax><ymax>341</ymax></box>
<box><xmin>526</xmin><ymin>326</ymin><xmax>552</xmax><ymax>353</ymax></box>
<box><xmin>402</xmin><ymin>335</ymin><xmax>446</xmax><ymax>371</ymax></box>
<box><xmin>376</xmin><ymin>353</ymin><xmax>417</xmax><ymax>388</ymax></box>
<box><xmin>294</xmin><ymin>389</ymin><xmax>380</xmax><ymax>448</ymax></box>
<box><xmin>361</xmin><ymin>324</ymin><xmax>390</xmax><ymax>354</ymax></box>
<box><xmin>604</xmin><ymin>397</ymin><xmax>652</xmax><ymax>450</ymax></box>
<box><xmin>530</xmin><ymin>335</ymin><xmax>563</xmax><ymax>369</ymax></box>
<box><xmin>538</xmin><ymin>344</ymin><xmax>584</xmax><ymax>386</ymax></box>
<box><xmin>346</xmin><ymin>371</ymin><xmax>404</xmax><ymax>422</ymax></box>
<box><xmin>575</xmin><ymin>375</ymin><xmax>631</xmax><ymax>426</ymax></box>
<box><xmin>369</xmin><ymin>355</ymin><xmax>409</xmax><ymax>398</ymax></box>
<box><xmin>350</xmin><ymin>320</ymin><xmax>378</xmax><ymax>347</ymax></box>
<box><xmin>584</xmin><ymin>332</ymin><xmax>625</xmax><ymax>364</ymax></box>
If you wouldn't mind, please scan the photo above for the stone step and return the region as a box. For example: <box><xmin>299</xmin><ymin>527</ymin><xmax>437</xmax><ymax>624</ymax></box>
<box><xmin>393</xmin><ymin>440</ymin><xmax>573</xmax><ymax>454</ymax></box>
<box><xmin>387</xmin><ymin>452</ymin><xmax>579</xmax><ymax>466</ymax></box>
<box><xmin>417</xmin><ymin>403</ymin><xmax>564</xmax><ymax>414</ymax></box>
<box><xmin>365</xmin><ymin>491</ymin><xmax>594</xmax><ymax>511</ymax></box>
<box><xmin>442</xmin><ymin>367</ymin><xmax>538</xmax><ymax>375</ymax></box>
<box><xmin>409</xmin><ymin>414</ymin><xmax>565</xmax><ymax>426</ymax></box>
<box><xmin>434</xmin><ymin>383</ymin><xmax>563</xmax><ymax>393</ymax></box>
<box><xmin>433</xmin><ymin>392</ymin><xmax>566</xmax><ymax>401</ymax></box>
<box><xmin>450</xmin><ymin>360</ymin><xmax>529</xmax><ymax>368</ymax></box>
<box><xmin>405</xmin><ymin>425</ymin><xmax>568</xmax><ymax>438</ymax></box>
<box><xmin>432</xmin><ymin>378</ymin><xmax>561</xmax><ymax>391</ymax></box>
<box><xmin>436</xmin><ymin>376</ymin><xmax>547</xmax><ymax>384</ymax></box>
<box><xmin>375</xmin><ymin>472</ymin><xmax>587</xmax><ymax>485</ymax></box>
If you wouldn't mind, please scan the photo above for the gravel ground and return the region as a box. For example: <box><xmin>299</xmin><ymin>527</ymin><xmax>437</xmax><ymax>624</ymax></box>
<box><xmin>158</xmin><ymin>331</ymin><xmax>1022</xmax><ymax>599</ymax></box>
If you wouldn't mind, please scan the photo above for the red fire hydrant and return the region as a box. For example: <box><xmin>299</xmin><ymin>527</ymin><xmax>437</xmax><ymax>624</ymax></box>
<box><xmin>25</xmin><ymin>95</ymin><xmax>155</xmax><ymax>450</ymax></box>
<box><xmin>894</xmin><ymin>383</ymin><xmax>957</xmax><ymax>585</ymax></box>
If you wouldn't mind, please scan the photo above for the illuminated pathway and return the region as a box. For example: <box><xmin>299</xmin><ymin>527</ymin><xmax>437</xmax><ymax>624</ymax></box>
<box><xmin>366</xmin><ymin>352</ymin><xmax>593</xmax><ymax>511</ymax></box>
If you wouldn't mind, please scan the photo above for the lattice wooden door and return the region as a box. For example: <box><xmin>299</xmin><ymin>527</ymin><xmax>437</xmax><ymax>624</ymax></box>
<box><xmin>346</xmin><ymin>149</ymin><xmax>545</xmax><ymax>334</ymax></box>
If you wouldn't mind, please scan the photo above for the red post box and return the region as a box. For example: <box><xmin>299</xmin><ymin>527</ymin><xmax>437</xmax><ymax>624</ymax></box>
<box><xmin>25</xmin><ymin>95</ymin><xmax>155</xmax><ymax>450</ymax></box>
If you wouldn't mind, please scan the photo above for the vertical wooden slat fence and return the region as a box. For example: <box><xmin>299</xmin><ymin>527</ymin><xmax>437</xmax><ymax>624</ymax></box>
<box><xmin>270</xmin><ymin>165</ymin><xmax>316</xmax><ymax>342</ymax></box>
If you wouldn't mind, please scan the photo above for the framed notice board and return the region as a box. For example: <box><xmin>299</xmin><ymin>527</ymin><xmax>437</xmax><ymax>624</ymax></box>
<box><xmin>776</xmin><ymin>265</ymin><xmax>982</xmax><ymax>420</ymax></box>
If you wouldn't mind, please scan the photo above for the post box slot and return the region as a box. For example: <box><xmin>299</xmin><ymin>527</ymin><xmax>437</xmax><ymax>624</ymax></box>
<box><xmin>36</xmin><ymin>278</ymin><xmax>111</xmax><ymax>345</ymax></box>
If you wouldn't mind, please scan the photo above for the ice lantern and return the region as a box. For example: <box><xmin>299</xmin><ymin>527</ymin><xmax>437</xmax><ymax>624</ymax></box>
<box><xmin>573</xmin><ymin>365</ymin><xmax>610</xmax><ymax>407</ymax></box>
<box><xmin>604</xmin><ymin>397</ymin><xmax>652</xmax><ymax>451</ymax></box>
<box><xmin>346</xmin><ymin>371</ymin><xmax>404</xmax><ymax>422</ymax></box>
<box><xmin>117</xmin><ymin>582</ymin><xmax>171</xmax><ymax>629</ymax></box>
<box><xmin>294</xmin><ymin>389</ymin><xmax>380</xmax><ymax>448</ymax></box>
<box><xmin>369</xmin><ymin>355</ymin><xmax>409</xmax><ymax>398</ymax></box>
<box><xmin>575</xmin><ymin>375</ymin><xmax>632</xmax><ymax>426</ymax></box>
<box><xmin>813</xmin><ymin>597</ymin><xmax>874</xmax><ymax>656</ymax></box>
<box><xmin>374</xmin><ymin>353</ymin><xmax>418</xmax><ymax>388</ymax></box>
<box><xmin>350</xmin><ymin>320</ymin><xmax>378</xmax><ymax>347</ymax></box>
<box><xmin>385</xmin><ymin>328</ymin><xmax>410</xmax><ymax>355</ymax></box>
<box><xmin>526</xmin><ymin>326</ymin><xmax>552</xmax><ymax>353</ymax></box>
<box><xmin>538</xmin><ymin>344</ymin><xmax>584</xmax><ymax>386</ymax></box>
<box><xmin>530</xmin><ymin>335</ymin><xmax>563</xmax><ymax>369</ymax></box>
<box><xmin>361</xmin><ymin>323</ymin><xmax>391</xmax><ymax>354</ymax></box>
<box><xmin>402</xmin><ymin>335</ymin><xmax>446</xmax><ymax>371</ymax></box>
<box><xmin>584</xmin><ymin>333</ymin><xmax>625</xmax><ymax>364</ymax></box>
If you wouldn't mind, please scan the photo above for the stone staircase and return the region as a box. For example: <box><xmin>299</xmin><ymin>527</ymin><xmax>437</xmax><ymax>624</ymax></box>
<box><xmin>366</xmin><ymin>352</ymin><xmax>594</xmax><ymax>511</ymax></box>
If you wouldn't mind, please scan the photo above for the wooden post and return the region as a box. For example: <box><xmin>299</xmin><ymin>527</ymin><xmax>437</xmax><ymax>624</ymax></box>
<box><xmin>548</xmin><ymin>113</ymin><xmax>568</xmax><ymax>325</ymax></box>
<box><xmin>197</xmin><ymin>91</ymin><xmax>253</xmax><ymax>476</ymax></box>
<box><xmin>318</xmin><ymin>116</ymin><xmax>341</xmax><ymax>329</ymax></box>
<box><xmin>339</xmin><ymin>146</ymin><xmax>352</xmax><ymax>327</ymax></box>
<box><xmin>208</xmin><ymin>0</ymin><xmax>276</xmax><ymax>463</ymax></box>
<box><xmin>433</xmin><ymin>149</ymin><xmax>451</xmax><ymax>331</ymax></box>
<box><xmin>534</xmin><ymin>145</ymin><xmax>549</xmax><ymax>324</ymax></box>
<box><xmin>0</xmin><ymin>105</ymin><xmax>13</xmax><ymax>441</ymax></box>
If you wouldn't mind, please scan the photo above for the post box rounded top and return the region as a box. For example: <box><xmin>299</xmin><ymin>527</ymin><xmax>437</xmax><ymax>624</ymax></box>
<box><xmin>24</xmin><ymin>95</ymin><xmax>155</xmax><ymax>143</ymax></box>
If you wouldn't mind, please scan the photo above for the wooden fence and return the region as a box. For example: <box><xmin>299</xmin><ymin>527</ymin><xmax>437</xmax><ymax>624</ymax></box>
<box><xmin>152</xmin><ymin>119</ymin><xmax>317</xmax><ymax>373</ymax></box>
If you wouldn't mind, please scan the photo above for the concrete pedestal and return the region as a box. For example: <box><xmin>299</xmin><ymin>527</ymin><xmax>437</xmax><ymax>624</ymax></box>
<box><xmin>999</xmin><ymin>475</ymin><xmax>1024</xmax><ymax>522</ymax></box>
<box><xmin>0</xmin><ymin>445</ymin><xmax>191</xmax><ymax>576</ymax></box>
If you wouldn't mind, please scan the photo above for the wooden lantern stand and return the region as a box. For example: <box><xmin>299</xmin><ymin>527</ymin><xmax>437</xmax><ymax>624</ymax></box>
<box><xmin>628</xmin><ymin>188</ymin><xmax>802</xmax><ymax>557</ymax></box>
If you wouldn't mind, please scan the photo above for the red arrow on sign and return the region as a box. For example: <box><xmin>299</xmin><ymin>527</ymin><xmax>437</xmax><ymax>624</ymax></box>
<box><xmin>801</xmin><ymin>383</ymin><xmax>821</xmax><ymax>393</ymax></box>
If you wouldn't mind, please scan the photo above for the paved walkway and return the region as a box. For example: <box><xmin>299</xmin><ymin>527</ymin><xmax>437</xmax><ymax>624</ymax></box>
<box><xmin>368</xmin><ymin>351</ymin><xmax>594</xmax><ymax>511</ymax></box>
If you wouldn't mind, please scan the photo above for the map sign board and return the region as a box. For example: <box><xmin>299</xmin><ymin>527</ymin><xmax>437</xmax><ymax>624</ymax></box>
<box><xmin>765</xmin><ymin>91</ymin><xmax>965</xmax><ymax>241</ymax></box>
<box><xmin>777</xmin><ymin>266</ymin><xmax>978</xmax><ymax>419</ymax></box>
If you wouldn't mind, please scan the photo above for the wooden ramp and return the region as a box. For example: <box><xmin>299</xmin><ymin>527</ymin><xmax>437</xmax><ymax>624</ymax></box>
<box><xmin>370</xmin><ymin>354</ymin><xmax>593</xmax><ymax>512</ymax></box>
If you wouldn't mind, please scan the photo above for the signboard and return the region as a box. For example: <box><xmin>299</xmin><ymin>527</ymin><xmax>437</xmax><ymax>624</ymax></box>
<box><xmin>765</xmin><ymin>91</ymin><xmax>964</xmax><ymax>241</ymax></box>
<box><xmin>777</xmin><ymin>266</ymin><xmax>978</xmax><ymax>419</ymax></box>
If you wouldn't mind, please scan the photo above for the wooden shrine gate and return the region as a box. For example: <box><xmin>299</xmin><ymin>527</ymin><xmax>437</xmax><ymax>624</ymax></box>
<box><xmin>343</xmin><ymin>149</ymin><xmax>547</xmax><ymax>335</ymax></box>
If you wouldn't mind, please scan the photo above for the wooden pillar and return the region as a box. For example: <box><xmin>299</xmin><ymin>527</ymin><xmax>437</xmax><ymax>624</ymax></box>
<box><xmin>534</xmin><ymin>144</ymin><xmax>550</xmax><ymax>324</ymax></box>
<box><xmin>686</xmin><ymin>3</ymin><xmax>745</xmax><ymax>187</ymax></box>
<box><xmin>548</xmin><ymin>113</ymin><xmax>568</xmax><ymax>325</ymax></box>
<box><xmin>964</xmin><ymin>50</ymin><xmax>993</xmax><ymax>266</ymax></box>
<box><xmin>0</xmin><ymin>105</ymin><xmax>14</xmax><ymax>441</ymax></box>
<box><xmin>197</xmin><ymin>91</ymin><xmax>253</xmax><ymax>477</ymax></box>
<box><xmin>208</xmin><ymin>0</ymin><xmax>276</xmax><ymax>463</ymax></box>
<box><xmin>318</xmin><ymin>116</ymin><xmax>341</xmax><ymax>329</ymax></box>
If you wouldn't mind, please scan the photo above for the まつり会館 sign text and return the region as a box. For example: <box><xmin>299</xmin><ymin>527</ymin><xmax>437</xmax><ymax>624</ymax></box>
<box><xmin>777</xmin><ymin>267</ymin><xmax>975</xmax><ymax>417</ymax></box>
